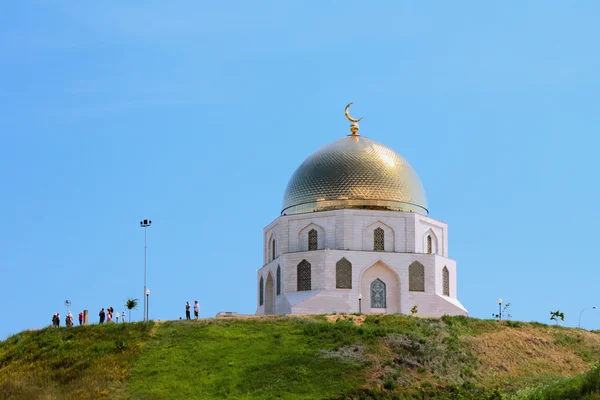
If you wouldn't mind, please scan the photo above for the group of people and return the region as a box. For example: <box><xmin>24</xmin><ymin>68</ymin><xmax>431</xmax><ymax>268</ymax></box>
<box><xmin>51</xmin><ymin>301</ymin><xmax>200</xmax><ymax>327</ymax></box>
<box><xmin>99</xmin><ymin>307</ymin><xmax>125</xmax><ymax>323</ymax></box>
<box><xmin>51</xmin><ymin>311</ymin><xmax>82</xmax><ymax>327</ymax></box>
<box><xmin>185</xmin><ymin>301</ymin><xmax>200</xmax><ymax>320</ymax></box>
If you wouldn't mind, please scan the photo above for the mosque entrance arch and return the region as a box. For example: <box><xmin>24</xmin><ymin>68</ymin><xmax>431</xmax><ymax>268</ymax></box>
<box><xmin>265</xmin><ymin>272</ymin><xmax>274</xmax><ymax>315</ymax></box>
<box><xmin>359</xmin><ymin>261</ymin><xmax>400</xmax><ymax>314</ymax></box>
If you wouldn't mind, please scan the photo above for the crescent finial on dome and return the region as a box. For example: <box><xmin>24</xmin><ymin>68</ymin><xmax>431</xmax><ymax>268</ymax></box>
<box><xmin>345</xmin><ymin>102</ymin><xmax>362</xmax><ymax>135</ymax></box>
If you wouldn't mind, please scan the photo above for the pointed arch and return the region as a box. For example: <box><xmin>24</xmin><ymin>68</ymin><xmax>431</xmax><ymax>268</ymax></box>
<box><xmin>308</xmin><ymin>229</ymin><xmax>318</xmax><ymax>251</ymax></box>
<box><xmin>276</xmin><ymin>265</ymin><xmax>281</xmax><ymax>295</ymax></box>
<box><xmin>409</xmin><ymin>261</ymin><xmax>425</xmax><ymax>292</ymax></box>
<box><xmin>259</xmin><ymin>276</ymin><xmax>264</xmax><ymax>306</ymax></box>
<box><xmin>336</xmin><ymin>257</ymin><xmax>352</xmax><ymax>289</ymax></box>
<box><xmin>265</xmin><ymin>272</ymin><xmax>274</xmax><ymax>315</ymax></box>
<box><xmin>267</xmin><ymin>233</ymin><xmax>275</xmax><ymax>262</ymax></box>
<box><xmin>298</xmin><ymin>223</ymin><xmax>326</xmax><ymax>251</ymax></box>
<box><xmin>363</xmin><ymin>220</ymin><xmax>395</xmax><ymax>252</ymax></box>
<box><xmin>297</xmin><ymin>260</ymin><xmax>311</xmax><ymax>291</ymax></box>
<box><xmin>423</xmin><ymin>228</ymin><xmax>439</xmax><ymax>255</ymax></box>
<box><xmin>442</xmin><ymin>266</ymin><xmax>450</xmax><ymax>296</ymax></box>
<box><xmin>374</xmin><ymin>228</ymin><xmax>385</xmax><ymax>251</ymax></box>
<box><xmin>359</xmin><ymin>259</ymin><xmax>401</xmax><ymax>314</ymax></box>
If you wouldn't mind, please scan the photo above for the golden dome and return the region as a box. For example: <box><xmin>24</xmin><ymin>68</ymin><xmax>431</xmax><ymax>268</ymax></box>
<box><xmin>282</xmin><ymin>134</ymin><xmax>428</xmax><ymax>215</ymax></box>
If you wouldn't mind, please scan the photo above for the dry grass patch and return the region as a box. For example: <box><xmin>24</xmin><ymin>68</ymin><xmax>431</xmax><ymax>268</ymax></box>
<box><xmin>326</xmin><ymin>314</ymin><xmax>366</xmax><ymax>326</ymax></box>
<box><xmin>468</xmin><ymin>324</ymin><xmax>600</xmax><ymax>388</ymax></box>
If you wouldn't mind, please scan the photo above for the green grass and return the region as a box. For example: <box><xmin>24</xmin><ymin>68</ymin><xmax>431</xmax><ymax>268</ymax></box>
<box><xmin>125</xmin><ymin>318</ymin><xmax>366</xmax><ymax>399</ymax></box>
<box><xmin>511</xmin><ymin>364</ymin><xmax>600</xmax><ymax>400</ymax></box>
<box><xmin>0</xmin><ymin>322</ymin><xmax>154</xmax><ymax>399</ymax></box>
<box><xmin>2</xmin><ymin>315</ymin><xmax>600</xmax><ymax>399</ymax></box>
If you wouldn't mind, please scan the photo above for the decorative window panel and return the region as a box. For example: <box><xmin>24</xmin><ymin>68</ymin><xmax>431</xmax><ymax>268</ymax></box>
<box><xmin>409</xmin><ymin>262</ymin><xmax>425</xmax><ymax>292</ymax></box>
<box><xmin>308</xmin><ymin>229</ymin><xmax>318</xmax><ymax>251</ymax></box>
<box><xmin>336</xmin><ymin>258</ymin><xmax>352</xmax><ymax>289</ymax></box>
<box><xmin>272</xmin><ymin>239</ymin><xmax>276</xmax><ymax>260</ymax></box>
<box><xmin>276</xmin><ymin>265</ymin><xmax>281</xmax><ymax>295</ymax></box>
<box><xmin>371</xmin><ymin>279</ymin><xmax>386</xmax><ymax>308</ymax></box>
<box><xmin>374</xmin><ymin>228</ymin><xmax>385</xmax><ymax>251</ymax></box>
<box><xmin>297</xmin><ymin>260</ymin><xmax>311</xmax><ymax>291</ymax></box>
<box><xmin>427</xmin><ymin>236</ymin><xmax>432</xmax><ymax>254</ymax></box>
<box><xmin>259</xmin><ymin>276</ymin><xmax>264</xmax><ymax>305</ymax></box>
<box><xmin>443</xmin><ymin>267</ymin><xmax>450</xmax><ymax>296</ymax></box>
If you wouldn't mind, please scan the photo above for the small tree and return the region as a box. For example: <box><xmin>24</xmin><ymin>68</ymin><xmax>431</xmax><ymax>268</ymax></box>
<box><xmin>410</xmin><ymin>305</ymin><xmax>418</xmax><ymax>316</ymax></box>
<box><xmin>492</xmin><ymin>302</ymin><xmax>512</xmax><ymax>320</ymax></box>
<box><xmin>125</xmin><ymin>298</ymin><xmax>139</xmax><ymax>322</ymax></box>
<box><xmin>550</xmin><ymin>310</ymin><xmax>565</xmax><ymax>325</ymax></box>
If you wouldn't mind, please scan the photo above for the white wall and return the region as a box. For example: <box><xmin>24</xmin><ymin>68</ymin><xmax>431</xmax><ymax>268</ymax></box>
<box><xmin>258</xmin><ymin>209</ymin><xmax>465</xmax><ymax>316</ymax></box>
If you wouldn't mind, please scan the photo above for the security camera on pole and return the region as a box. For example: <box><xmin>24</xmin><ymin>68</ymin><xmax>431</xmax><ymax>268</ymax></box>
<box><xmin>140</xmin><ymin>219</ymin><xmax>152</xmax><ymax>322</ymax></box>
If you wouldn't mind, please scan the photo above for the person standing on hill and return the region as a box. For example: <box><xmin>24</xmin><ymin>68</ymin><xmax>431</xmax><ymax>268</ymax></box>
<box><xmin>99</xmin><ymin>308</ymin><xmax>105</xmax><ymax>324</ymax></box>
<box><xmin>193</xmin><ymin>301</ymin><xmax>200</xmax><ymax>320</ymax></box>
<box><xmin>56</xmin><ymin>313</ymin><xmax>61</xmax><ymax>327</ymax></box>
<box><xmin>52</xmin><ymin>314</ymin><xmax>57</xmax><ymax>327</ymax></box>
<box><xmin>122</xmin><ymin>310</ymin><xmax>126</xmax><ymax>323</ymax></box>
<box><xmin>115</xmin><ymin>312</ymin><xmax>120</xmax><ymax>323</ymax></box>
<box><xmin>185</xmin><ymin>302</ymin><xmax>191</xmax><ymax>320</ymax></box>
<box><xmin>78</xmin><ymin>312</ymin><xmax>83</xmax><ymax>325</ymax></box>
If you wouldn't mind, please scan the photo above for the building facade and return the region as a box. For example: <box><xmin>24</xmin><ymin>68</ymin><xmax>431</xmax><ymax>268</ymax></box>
<box><xmin>256</xmin><ymin>105</ymin><xmax>467</xmax><ymax>317</ymax></box>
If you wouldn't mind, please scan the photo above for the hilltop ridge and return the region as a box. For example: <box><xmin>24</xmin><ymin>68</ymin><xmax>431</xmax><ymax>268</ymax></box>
<box><xmin>1</xmin><ymin>315</ymin><xmax>600</xmax><ymax>399</ymax></box>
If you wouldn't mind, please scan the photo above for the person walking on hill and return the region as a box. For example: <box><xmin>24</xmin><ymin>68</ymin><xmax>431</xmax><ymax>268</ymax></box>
<box><xmin>99</xmin><ymin>308</ymin><xmax>106</xmax><ymax>324</ymax></box>
<box><xmin>194</xmin><ymin>301</ymin><xmax>200</xmax><ymax>320</ymax></box>
<box><xmin>78</xmin><ymin>312</ymin><xmax>83</xmax><ymax>325</ymax></box>
<box><xmin>185</xmin><ymin>302</ymin><xmax>191</xmax><ymax>320</ymax></box>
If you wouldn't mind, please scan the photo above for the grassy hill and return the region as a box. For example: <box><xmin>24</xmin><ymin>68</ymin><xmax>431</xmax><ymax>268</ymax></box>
<box><xmin>1</xmin><ymin>315</ymin><xmax>600</xmax><ymax>399</ymax></box>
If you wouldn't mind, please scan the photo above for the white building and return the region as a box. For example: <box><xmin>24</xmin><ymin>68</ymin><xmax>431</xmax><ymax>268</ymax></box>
<box><xmin>256</xmin><ymin>106</ymin><xmax>467</xmax><ymax>317</ymax></box>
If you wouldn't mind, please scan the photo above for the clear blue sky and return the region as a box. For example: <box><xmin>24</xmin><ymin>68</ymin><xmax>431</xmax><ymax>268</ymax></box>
<box><xmin>1</xmin><ymin>2</ymin><xmax>599</xmax><ymax>339</ymax></box>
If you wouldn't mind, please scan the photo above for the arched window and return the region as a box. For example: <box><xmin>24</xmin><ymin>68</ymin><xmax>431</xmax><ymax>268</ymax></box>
<box><xmin>297</xmin><ymin>260</ymin><xmax>311</xmax><ymax>291</ymax></box>
<box><xmin>308</xmin><ymin>229</ymin><xmax>318</xmax><ymax>251</ymax></box>
<box><xmin>259</xmin><ymin>276</ymin><xmax>264</xmax><ymax>306</ymax></box>
<box><xmin>427</xmin><ymin>235</ymin><xmax>432</xmax><ymax>254</ymax></box>
<box><xmin>336</xmin><ymin>258</ymin><xmax>352</xmax><ymax>289</ymax></box>
<box><xmin>374</xmin><ymin>228</ymin><xmax>385</xmax><ymax>251</ymax></box>
<box><xmin>443</xmin><ymin>266</ymin><xmax>449</xmax><ymax>296</ymax></box>
<box><xmin>371</xmin><ymin>279</ymin><xmax>386</xmax><ymax>308</ymax></box>
<box><xmin>409</xmin><ymin>261</ymin><xmax>425</xmax><ymax>292</ymax></box>
<box><xmin>276</xmin><ymin>265</ymin><xmax>281</xmax><ymax>295</ymax></box>
<box><xmin>272</xmin><ymin>239</ymin><xmax>276</xmax><ymax>260</ymax></box>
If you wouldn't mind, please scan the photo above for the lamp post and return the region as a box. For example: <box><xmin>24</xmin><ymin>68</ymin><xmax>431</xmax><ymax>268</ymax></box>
<box><xmin>578</xmin><ymin>306</ymin><xmax>597</xmax><ymax>329</ymax></box>
<box><xmin>146</xmin><ymin>288</ymin><xmax>150</xmax><ymax>321</ymax></box>
<box><xmin>498</xmin><ymin>298</ymin><xmax>503</xmax><ymax>321</ymax></box>
<box><xmin>358</xmin><ymin>293</ymin><xmax>363</xmax><ymax>314</ymax></box>
<box><xmin>140</xmin><ymin>219</ymin><xmax>152</xmax><ymax>322</ymax></box>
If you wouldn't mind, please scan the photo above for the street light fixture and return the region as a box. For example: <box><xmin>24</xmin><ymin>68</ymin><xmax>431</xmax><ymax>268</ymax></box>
<box><xmin>358</xmin><ymin>293</ymin><xmax>363</xmax><ymax>314</ymax></box>
<box><xmin>140</xmin><ymin>219</ymin><xmax>152</xmax><ymax>322</ymax></box>
<box><xmin>146</xmin><ymin>288</ymin><xmax>151</xmax><ymax>321</ymax></box>
<box><xmin>498</xmin><ymin>298</ymin><xmax>503</xmax><ymax>321</ymax></box>
<box><xmin>578</xmin><ymin>306</ymin><xmax>597</xmax><ymax>329</ymax></box>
